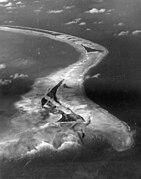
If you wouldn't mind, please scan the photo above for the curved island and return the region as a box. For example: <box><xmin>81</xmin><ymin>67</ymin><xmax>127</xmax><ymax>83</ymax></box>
<box><xmin>0</xmin><ymin>26</ymin><xmax>134</xmax><ymax>159</ymax></box>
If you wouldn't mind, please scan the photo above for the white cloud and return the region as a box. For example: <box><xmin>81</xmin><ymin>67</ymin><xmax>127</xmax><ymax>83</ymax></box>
<box><xmin>107</xmin><ymin>9</ymin><xmax>115</xmax><ymax>13</ymax></box>
<box><xmin>0</xmin><ymin>0</ymin><xmax>8</xmax><ymax>3</ymax></box>
<box><xmin>16</xmin><ymin>1</ymin><xmax>23</xmax><ymax>5</ymax></box>
<box><xmin>98</xmin><ymin>21</ymin><xmax>104</xmax><ymax>24</ymax></box>
<box><xmin>65</xmin><ymin>21</ymin><xmax>75</xmax><ymax>25</ymax></box>
<box><xmin>117</xmin><ymin>22</ymin><xmax>125</xmax><ymax>26</ymax></box>
<box><xmin>0</xmin><ymin>64</ymin><xmax>6</xmax><ymax>69</ymax></box>
<box><xmin>114</xmin><ymin>22</ymin><xmax>125</xmax><ymax>27</ymax></box>
<box><xmin>6</xmin><ymin>6</ymin><xmax>16</xmax><ymax>10</ymax></box>
<box><xmin>4</xmin><ymin>2</ymin><xmax>12</xmax><ymax>7</ymax></box>
<box><xmin>118</xmin><ymin>31</ymin><xmax>129</xmax><ymax>36</ymax></box>
<box><xmin>4</xmin><ymin>20</ymin><xmax>14</xmax><ymax>24</ymax></box>
<box><xmin>94</xmin><ymin>21</ymin><xmax>104</xmax><ymax>24</ymax></box>
<box><xmin>132</xmin><ymin>30</ymin><xmax>141</xmax><ymax>35</ymax></box>
<box><xmin>47</xmin><ymin>10</ymin><xmax>63</xmax><ymax>14</ymax></box>
<box><xmin>65</xmin><ymin>18</ymin><xmax>81</xmax><ymax>25</ymax></box>
<box><xmin>0</xmin><ymin>79</ymin><xmax>11</xmax><ymax>86</ymax></box>
<box><xmin>97</xmin><ymin>9</ymin><xmax>106</xmax><ymax>13</ymax></box>
<box><xmin>85</xmin><ymin>8</ymin><xmax>106</xmax><ymax>14</ymax></box>
<box><xmin>95</xmin><ymin>0</ymin><xmax>103</xmax><ymax>2</ymax></box>
<box><xmin>63</xmin><ymin>6</ymin><xmax>74</xmax><ymax>10</ymax></box>
<box><xmin>106</xmin><ymin>12</ymin><xmax>110</xmax><ymax>15</ymax></box>
<box><xmin>33</xmin><ymin>9</ymin><xmax>41</xmax><ymax>14</ymax></box>
<box><xmin>79</xmin><ymin>22</ymin><xmax>86</xmax><ymax>26</ymax></box>
<box><xmin>10</xmin><ymin>73</ymin><xmax>28</xmax><ymax>79</ymax></box>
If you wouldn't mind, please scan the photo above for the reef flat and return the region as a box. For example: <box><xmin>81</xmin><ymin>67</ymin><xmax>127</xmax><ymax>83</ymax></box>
<box><xmin>0</xmin><ymin>26</ymin><xmax>134</xmax><ymax>159</ymax></box>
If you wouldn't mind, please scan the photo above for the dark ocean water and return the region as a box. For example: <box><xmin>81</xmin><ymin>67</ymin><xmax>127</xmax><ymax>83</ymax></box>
<box><xmin>0</xmin><ymin>0</ymin><xmax>141</xmax><ymax>178</ymax></box>
<box><xmin>85</xmin><ymin>36</ymin><xmax>141</xmax><ymax>129</ymax></box>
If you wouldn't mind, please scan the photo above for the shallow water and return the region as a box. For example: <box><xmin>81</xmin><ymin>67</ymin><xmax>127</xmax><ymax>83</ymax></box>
<box><xmin>0</xmin><ymin>30</ymin><xmax>80</xmax><ymax>135</ymax></box>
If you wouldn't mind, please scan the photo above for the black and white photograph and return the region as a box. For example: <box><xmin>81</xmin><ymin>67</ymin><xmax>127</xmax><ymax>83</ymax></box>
<box><xmin>0</xmin><ymin>0</ymin><xmax>140</xmax><ymax>178</ymax></box>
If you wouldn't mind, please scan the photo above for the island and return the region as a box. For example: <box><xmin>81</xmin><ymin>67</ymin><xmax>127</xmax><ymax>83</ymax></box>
<box><xmin>0</xmin><ymin>25</ymin><xmax>134</xmax><ymax>160</ymax></box>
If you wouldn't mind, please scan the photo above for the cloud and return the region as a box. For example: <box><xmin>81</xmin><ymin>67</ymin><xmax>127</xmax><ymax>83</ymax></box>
<box><xmin>5</xmin><ymin>6</ymin><xmax>17</xmax><ymax>10</ymax></box>
<box><xmin>93</xmin><ymin>0</ymin><xmax>104</xmax><ymax>3</ymax></box>
<box><xmin>98</xmin><ymin>21</ymin><xmax>104</xmax><ymax>24</ymax></box>
<box><xmin>47</xmin><ymin>10</ymin><xmax>63</xmax><ymax>14</ymax></box>
<box><xmin>117</xmin><ymin>22</ymin><xmax>125</xmax><ymax>26</ymax></box>
<box><xmin>79</xmin><ymin>22</ymin><xmax>86</xmax><ymax>26</ymax></box>
<box><xmin>10</xmin><ymin>73</ymin><xmax>28</xmax><ymax>79</ymax></box>
<box><xmin>0</xmin><ymin>79</ymin><xmax>11</xmax><ymax>86</ymax></box>
<box><xmin>65</xmin><ymin>21</ymin><xmax>75</xmax><ymax>25</ymax></box>
<box><xmin>86</xmin><ymin>28</ymin><xmax>91</xmax><ymax>31</ymax></box>
<box><xmin>0</xmin><ymin>64</ymin><xmax>6</xmax><ymax>69</ymax></box>
<box><xmin>16</xmin><ymin>1</ymin><xmax>23</xmax><ymax>5</ymax></box>
<box><xmin>132</xmin><ymin>30</ymin><xmax>141</xmax><ymax>35</ymax></box>
<box><xmin>33</xmin><ymin>9</ymin><xmax>41</xmax><ymax>14</ymax></box>
<box><xmin>107</xmin><ymin>9</ymin><xmax>115</xmax><ymax>13</ymax></box>
<box><xmin>65</xmin><ymin>18</ymin><xmax>81</xmax><ymax>25</ymax></box>
<box><xmin>4</xmin><ymin>20</ymin><xmax>14</xmax><ymax>24</ymax></box>
<box><xmin>114</xmin><ymin>22</ymin><xmax>125</xmax><ymax>27</ymax></box>
<box><xmin>33</xmin><ymin>6</ymin><xmax>43</xmax><ymax>14</ymax></box>
<box><xmin>93</xmin><ymin>21</ymin><xmax>104</xmax><ymax>24</ymax></box>
<box><xmin>63</xmin><ymin>6</ymin><xmax>74</xmax><ymax>10</ymax></box>
<box><xmin>85</xmin><ymin>8</ymin><xmax>106</xmax><ymax>14</ymax></box>
<box><xmin>4</xmin><ymin>2</ymin><xmax>12</xmax><ymax>7</ymax></box>
<box><xmin>0</xmin><ymin>0</ymin><xmax>8</xmax><ymax>2</ymax></box>
<box><xmin>118</xmin><ymin>31</ymin><xmax>129</xmax><ymax>36</ymax></box>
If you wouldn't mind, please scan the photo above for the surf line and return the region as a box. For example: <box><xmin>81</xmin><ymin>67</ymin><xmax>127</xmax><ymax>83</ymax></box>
<box><xmin>0</xmin><ymin>25</ymin><xmax>134</xmax><ymax>154</ymax></box>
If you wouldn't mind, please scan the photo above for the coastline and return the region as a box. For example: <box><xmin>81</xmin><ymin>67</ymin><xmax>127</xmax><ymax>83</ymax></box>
<box><xmin>0</xmin><ymin>26</ymin><xmax>134</xmax><ymax>159</ymax></box>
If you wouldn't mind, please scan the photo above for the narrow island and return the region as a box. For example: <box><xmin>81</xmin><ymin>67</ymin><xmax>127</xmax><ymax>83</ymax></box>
<box><xmin>0</xmin><ymin>25</ymin><xmax>134</xmax><ymax>159</ymax></box>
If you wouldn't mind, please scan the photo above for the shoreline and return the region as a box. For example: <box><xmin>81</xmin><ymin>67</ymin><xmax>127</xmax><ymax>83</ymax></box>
<box><xmin>0</xmin><ymin>26</ymin><xmax>134</xmax><ymax>159</ymax></box>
